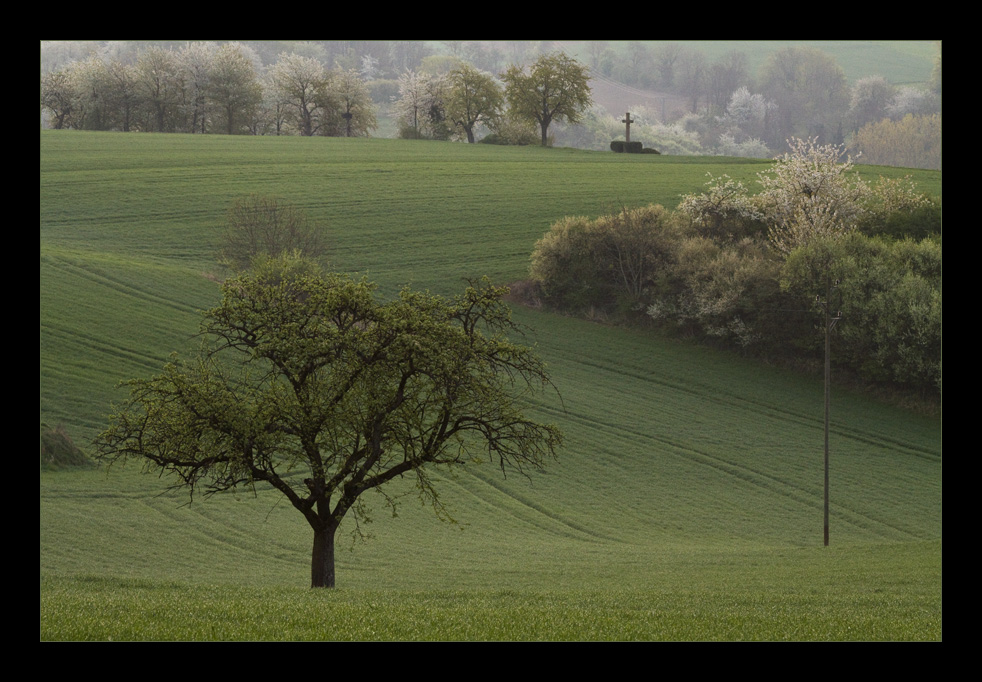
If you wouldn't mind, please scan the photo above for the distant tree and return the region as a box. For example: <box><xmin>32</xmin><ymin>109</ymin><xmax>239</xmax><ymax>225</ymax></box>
<box><xmin>207</xmin><ymin>43</ymin><xmax>263</xmax><ymax>135</ymax></box>
<box><xmin>418</xmin><ymin>55</ymin><xmax>463</xmax><ymax>77</ymax></box>
<box><xmin>676</xmin><ymin>48</ymin><xmax>708</xmax><ymax>112</ymax></box>
<box><xmin>849</xmin><ymin>76</ymin><xmax>896</xmax><ymax>132</ymax></box>
<box><xmin>252</xmin><ymin>71</ymin><xmax>289</xmax><ymax>135</ymax></box>
<box><xmin>94</xmin><ymin>258</ymin><xmax>562</xmax><ymax>588</ymax></box>
<box><xmin>442</xmin><ymin>41</ymin><xmax>465</xmax><ymax>59</ymax></box>
<box><xmin>624</xmin><ymin>42</ymin><xmax>653</xmax><ymax>86</ymax></box>
<box><xmin>504</xmin><ymin>41</ymin><xmax>535</xmax><ymax>66</ymax></box>
<box><xmin>445</xmin><ymin>64</ymin><xmax>503</xmax><ymax>143</ymax></box>
<box><xmin>886</xmin><ymin>85</ymin><xmax>939</xmax><ymax>120</ymax></box>
<box><xmin>63</xmin><ymin>56</ymin><xmax>140</xmax><ymax>132</ymax></box>
<box><xmin>707</xmin><ymin>51</ymin><xmax>748</xmax><ymax>115</ymax></box>
<box><xmin>41</xmin><ymin>68</ymin><xmax>79</xmax><ymax>129</ymax></box>
<box><xmin>394</xmin><ymin>70</ymin><xmax>448</xmax><ymax>140</ymax></box>
<box><xmin>218</xmin><ymin>194</ymin><xmax>328</xmax><ymax>271</ymax></box>
<box><xmin>319</xmin><ymin>69</ymin><xmax>377</xmax><ymax>137</ymax></box>
<box><xmin>464</xmin><ymin>42</ymin><xmax>504</xmax><ymax>75</ymax></box>
<box><xmin>653</xmin><ymin>43</ymin><xmax>684</xmax><ymax>88</ymax></box>
<box><xmin>759</xmin><ymin>46</ymin><xmax>849</xmax><ymax>145</ymax></box>
<box><xmin>587</xmin><ymin>41</ymin><xmax>611</xmax><ymax>71</ymax></box>
<box><xmin>268</xmin><ymin>53</ymin><xmax>328</xmax><ymax>136</ymax></box>
<box><xmin>135</xmin><ymin>46</ymin><xmax>182</xmax><ymax>133</ymax></box>
<box><xmin>394</xmin><ymin>70</ymin><xmax>424</xmax><ymax>138</ymax></box>
<box><xmin>286</xmin><ymin>40</ymin><xmax>328</xmax><ymax>64</ymax></box>
<box><xmin>849</xmin><ymin>114</ymin><xmax>942</xmax><ymax>170</ymax></box>
<box><xmin>389</xmin><ymin>41</ymin><xmax>433</xmax><ymax>74</ymax></box>
<box><xmin>360</xmin><ymin>54</ymin><xmax>380</xmax><ymax>81</ymax></box>
<box><xmin>40</xmin><ymin>40</ymin><xmax>99</xmax><ymax>74</ymax></box>
<box><xmin>101</xmin><ymin>58</ymin><xmax>141</xmax><ymax>132</ymax></box>
<box><xmin>501</xmin><ymin>52</ymin><xmax>593</xmax><ymax>146</ymax></box>
<box><xmin>177</xmin><ymin>42</ymin><xmax>216</xmax><ymax>134</ymax></box>
<box><xmin>717</xmin><ymin>87</ymin><xmax>775</xmax><ymax>143</ymax></box>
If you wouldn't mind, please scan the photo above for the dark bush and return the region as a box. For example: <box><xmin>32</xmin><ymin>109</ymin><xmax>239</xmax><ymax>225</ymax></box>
<box><xmin>530</xmin><ymin>205</ymin><xmax>685</xmax><ymax>314</ymax></box>
<box><xmin>781</xmin><ymin>233</ymin><xmax>941</xmax><ymax>395</ymax></box>
<box><xmin>610</xmin><ymin>141</ymin><xmax>644</xmax><ymax>153</ymax></box>
<box><xmin>40</xmin><ymin>423</ymin><xmax>91</xmax><ymax>469</ymax></box>
<box><xmin>861</xmin><ymin>200</ymin><xmax>942</xmax><ymax>240</ymax></box>
<box><xmin>219</xmin><ymin>194</ymin><xmax>328</xmax><ymax>271</ymax></box>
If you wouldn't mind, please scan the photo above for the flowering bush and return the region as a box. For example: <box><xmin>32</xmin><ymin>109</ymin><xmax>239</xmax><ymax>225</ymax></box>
<box><xmin>676</xmin><ymin>173</ymin><xmax>766</xmax><ymax>242</ymax></box>
<box><xmin>757</xmin><ymin>137</ymin><xmax>869</xmax><ymax>255</ymax></box>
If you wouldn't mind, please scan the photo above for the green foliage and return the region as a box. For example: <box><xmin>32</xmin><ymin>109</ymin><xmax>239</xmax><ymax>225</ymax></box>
<box><xmin>530</xmin><ymin>204</ymin><xmax>681</xmax><ymax>314</ymax></box>
<box><xmin>856</xmin><ymin>176</ymin><xmax>940</xmax><ymax>239</ymax></box>
<box><xmin>676</xmin><ymin>173</ymin><xmax>768</xmax><ymax>242</ymax></box>
<box><xmin>40</xmin><ymin>423</ymin><xmax>90</xmax><ymax>470</ymax></box>
<box><xmin>502</xmin><ymin>52</ymin><xmax>592</xmax><ymax>146</ymax></box>
<box><xmin>94</xmin><ymin>256</ymin><xmax>562</xmax><ymax>587</ymax></box>
<box><xmin>850</xmin><ymin>114</ymin><xmax>942</xmax><ymax>171</ymax></box>
<box><xmin>648</xmin><ymin>236</ymin><xmax>793</xmax><ymax>353</ymax></box>
<box><xmin>758</xmin><ymin>46</ymin><xmax>850</xmax><ymax>146</ymax></box>
<box><xmin>444</xmin><ymin>64</ymin><xmax>503</xmax><ymax>143</ymax></box>
<box><xmin>527</xmin><ymin>138</ymin><xmax>943</xmax><ymax>394</ymax></box>
<box><xmin>782</xmin><ymin>233</ymin><xmax>942</xmax><ymax>393</ymax></box>
<box><xmin>480</xmin><ymin>114</ymin><xmax>540</xmax><ymax>146</ymax></box>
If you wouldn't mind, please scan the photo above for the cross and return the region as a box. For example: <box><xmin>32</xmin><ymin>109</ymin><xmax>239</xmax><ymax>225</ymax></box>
<box><xmin>621</xmin><ymin>112</ymin><xmax>635</xmax><ymax>143</ymax></box>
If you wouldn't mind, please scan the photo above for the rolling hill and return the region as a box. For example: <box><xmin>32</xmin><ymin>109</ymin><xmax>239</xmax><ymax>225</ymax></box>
<box><xmin>39</xmin><ymin>130</ymin><xmax>941</xmax><ymax>640</ymax></box>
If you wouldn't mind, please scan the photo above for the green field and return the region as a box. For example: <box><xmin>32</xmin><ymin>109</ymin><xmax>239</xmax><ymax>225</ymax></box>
<box><xmin>40</xmin><ymin>130</ymin><xmax>942</xmax><ymax>640</ymax></box>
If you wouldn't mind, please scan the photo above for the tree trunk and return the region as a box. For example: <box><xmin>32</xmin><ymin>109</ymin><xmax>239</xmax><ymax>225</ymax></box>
<box><xmin>539</xmin><ymin>114</ymin><xmax>552</xmax><ymax>146</ymax></box>
<box><xmin>310</xmin><ymin>523</ymin><xmax>337</xmax><ymax>588</ymax></box>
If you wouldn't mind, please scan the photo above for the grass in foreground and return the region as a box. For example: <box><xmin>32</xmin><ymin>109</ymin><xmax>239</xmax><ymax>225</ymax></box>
<box><xmin>41</xmin><ymin>540</ymin><xmax>941</xmax><ymax>641</ymax></box>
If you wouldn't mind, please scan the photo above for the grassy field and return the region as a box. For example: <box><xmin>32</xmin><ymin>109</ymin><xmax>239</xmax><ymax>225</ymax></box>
<box><xmin>40</xmin><ymin>130</ymin><xmax>942</xmax><ymax>640</ymax></box>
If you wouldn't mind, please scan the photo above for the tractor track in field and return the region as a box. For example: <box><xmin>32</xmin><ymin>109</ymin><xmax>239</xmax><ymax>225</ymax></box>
<box><xmin>42</xmin><ymin>252</ymin><xmax>200</xmax><ymax>314</ymax></box>
<box><xmin>527</xmin><ymin>346</ymin><xmax>940</xmax><ymax>542</ymax></box>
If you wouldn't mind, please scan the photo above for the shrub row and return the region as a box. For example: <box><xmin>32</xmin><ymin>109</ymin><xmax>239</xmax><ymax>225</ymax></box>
<box><xmin>528</xmin><ymin>201</ymin><xmax>941</xmax><ymax>397</ymax></box>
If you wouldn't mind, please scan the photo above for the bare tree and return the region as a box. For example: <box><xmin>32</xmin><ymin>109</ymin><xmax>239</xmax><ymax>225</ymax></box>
<box><xmin>219</xmin><ymin>194</ymin><xmax>327</xmax><ymax>271</ymax></box>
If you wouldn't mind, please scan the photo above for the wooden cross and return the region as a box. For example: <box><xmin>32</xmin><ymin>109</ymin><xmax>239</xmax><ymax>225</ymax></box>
<box><xmin>622</xmin><ymin>112</ymin><xmax>635</xmax><ymax>143</ymax></box>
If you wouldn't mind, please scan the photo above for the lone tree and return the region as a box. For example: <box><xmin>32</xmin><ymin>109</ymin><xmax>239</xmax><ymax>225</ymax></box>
<box><xmin>219</xmin><ymin>194</ymin><xmax>327</xmax><ymax>271</ymax></box>
<box><xmin>501</xmin><ymin>52</ymin><xmax>592</xmax><ymax>146</ymax></box>
<box><xmin>445</xmin><ymin>63</ymin><xmax>503</xmax><ymax>143</ymax></box>
<box><xmin>94</xmin><ymin>257</ymin><xmax>562</xmax><ymax>588</ymax></box>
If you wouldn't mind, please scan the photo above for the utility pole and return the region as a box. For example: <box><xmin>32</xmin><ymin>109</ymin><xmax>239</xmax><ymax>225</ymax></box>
<box><xmin>817</xmin><ymin>278</ymin><xmax>842</xmax><ymax>547</ymax></box>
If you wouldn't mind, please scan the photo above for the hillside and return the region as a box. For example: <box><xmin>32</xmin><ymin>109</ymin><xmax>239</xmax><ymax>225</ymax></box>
<box><xmin>589</xmin><ymin>74</ymin><xmax>691</xmax><ymax>121</ymax></box>
<box><xmin>40</xmin><ymin>131</ymin><xmax>941</xmax><ymax>639</ymax></box>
